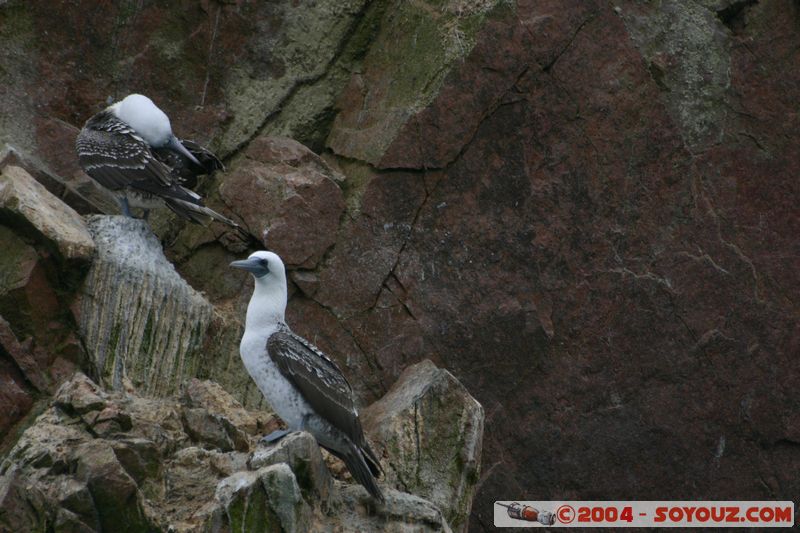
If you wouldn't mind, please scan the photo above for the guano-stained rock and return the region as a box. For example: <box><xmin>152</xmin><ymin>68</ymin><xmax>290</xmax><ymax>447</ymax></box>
<box><xmin>78</xmin><ymin>216</ymin><xmax>215</xmax><ymax>396</ymax></box>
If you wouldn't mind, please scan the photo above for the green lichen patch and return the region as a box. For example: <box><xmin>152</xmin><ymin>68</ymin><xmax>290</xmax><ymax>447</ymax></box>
<box><xmin>618</xmin><ymin>0</ymin><xmax>731</xmax><ymax>150</ymax></box>
<box><xmin>327</xmin><ymin>0</ymin><xmax>506</xmax><ymax>165</ymax></box>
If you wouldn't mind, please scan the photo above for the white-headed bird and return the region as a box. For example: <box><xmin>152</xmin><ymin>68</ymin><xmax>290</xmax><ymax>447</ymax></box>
<box><xmin>76</xmin><ymin>94</ymin><xmax>237</xmax><ymax>226</ymax></box>
<box><xmin>231</xmin><ymin>251</ymin><xmax>384</xmax><ymax>501</ymax></box>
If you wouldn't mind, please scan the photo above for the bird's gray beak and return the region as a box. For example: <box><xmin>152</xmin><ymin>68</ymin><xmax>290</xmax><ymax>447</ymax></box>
<box><xmin>168</xmin><ymin>135</ymin><xmax>202</xmax><ymax>166</ymax></box>
<box><xmin>230</xmin><ymin>258</ymin><xmax>269</xmax><ymax>278</ymax></box>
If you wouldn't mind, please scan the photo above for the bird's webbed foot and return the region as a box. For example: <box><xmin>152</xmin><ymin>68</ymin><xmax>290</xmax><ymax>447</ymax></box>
<box><xmin>259</xmin><ymin>429</ymin><xmax>293</xmax><ymax>445</ymax></box>
<box><xmin>118</xmin><ymin>197</ymin><xmax>134</xmax><ymax>218</ymax></box>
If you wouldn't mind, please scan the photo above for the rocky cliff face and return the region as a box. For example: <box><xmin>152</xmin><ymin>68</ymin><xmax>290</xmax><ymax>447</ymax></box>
<box><xmin>1</xmin><ymin>1</ymin><xmax>798</xmax><ymax>531</ymax></box>
<box><xmin>0</xmin><ymin>372</ymin><xmax>468</xmax><ymax>532</ymax></box>
<box><xmin>0</xmin><ymin>165</ymin><xmax>483</xmax><ymax>532</ymax></box>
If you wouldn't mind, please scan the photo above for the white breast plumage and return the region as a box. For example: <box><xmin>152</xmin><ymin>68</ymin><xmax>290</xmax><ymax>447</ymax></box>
<box><xmin>239</xmin><ymin>328</ymin><xmax>310</xmax><ymax>430</ymax></box>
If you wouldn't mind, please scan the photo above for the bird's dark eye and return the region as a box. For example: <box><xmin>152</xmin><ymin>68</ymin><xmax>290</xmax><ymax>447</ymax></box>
<box><xmin>259</xmin><ymin>258</ymin><xmax>269</xmax><ymax>266</ymax></box>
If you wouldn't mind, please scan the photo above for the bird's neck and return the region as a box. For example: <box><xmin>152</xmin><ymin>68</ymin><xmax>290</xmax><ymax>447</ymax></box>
<box><xmin>244</xmin><ymin>278</ymin><xmax>287</xmax><ymax>333</ymax></box>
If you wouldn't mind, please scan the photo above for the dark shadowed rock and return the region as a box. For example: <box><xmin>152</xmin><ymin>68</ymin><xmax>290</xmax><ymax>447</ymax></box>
<box><xmin>0</xmin><ymin>225</ymin><xmax>59</xmax><ymax>343</ymax></box>
<box><xmin>0</xmin><ymin>314</ymin><xmax>48</xmax><ymax>395</ymax></box>
<box><xmin>0</xmin><ymin>170</ymin><xmax>93</xmax><ymax>440</ymax></box>
<box><xmin>0</xmin><ymin>351</ymin><xmax>35</xmax><ymax>450</ymax></box>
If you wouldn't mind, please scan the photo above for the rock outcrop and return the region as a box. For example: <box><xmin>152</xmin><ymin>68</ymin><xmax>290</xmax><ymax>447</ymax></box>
<box><xmin>363</xmin><ymin>360</ymin><xmax>484</xmax><ymax>533</ymax></box>
<box><xmin>0</xmin><ymin>165</ymin><xmax>94</xmax><ymax>261</ymax></box>
<box><xmin>218</xmin><ymin>136</ymin><xmax>345</xmax><ymax>269</ymax></box>
<box><xmin>0</xmin><ymin>166</ymin><xmax>91</xmax><ymax>445</ymax></box>
<box><xmin>0</xmin><ymin>372</ymin><xmax>470</xmax><ymax>532</ymax></box>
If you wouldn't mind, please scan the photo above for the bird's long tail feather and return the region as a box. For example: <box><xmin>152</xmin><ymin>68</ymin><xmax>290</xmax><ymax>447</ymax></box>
<box><xmin>335</xmin><ymin>444</ymin><xmax>384</xmax><ymax>502</ymax></box>
<box><xmin>361</xmin><ymin>440</ymin><xmax>383</xmax><ymax>478</ymax></box>
<box><xmin>165</xmin><ymin>197</ymin><xmax>239</xmax><ymax>228</ymax></box>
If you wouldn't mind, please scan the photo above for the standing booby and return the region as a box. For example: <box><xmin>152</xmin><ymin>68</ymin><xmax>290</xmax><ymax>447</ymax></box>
<box><xmin>231</xmin><ymin>251</ymin><xmax>384</xmax><ymax>501</ymax></box>
<box><xmin>76</xmin><ymin>94</ymin><xmax>237</xmax><ymax>226</ymax></box>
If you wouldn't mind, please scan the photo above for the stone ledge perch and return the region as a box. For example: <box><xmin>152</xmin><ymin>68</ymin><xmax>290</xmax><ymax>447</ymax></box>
<box><xmin>0</xmin><ymin>165</ymin><xmax>95</xmax><ymax>262</ymax></box>
<box><xmin>0</xmin><ymin>363</ymin><xmax>483</xmax><ymax>532</ymax></box>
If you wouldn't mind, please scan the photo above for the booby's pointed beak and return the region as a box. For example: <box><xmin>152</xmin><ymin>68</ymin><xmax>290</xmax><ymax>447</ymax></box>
<box><xmin>168</xmin><ymin>135</ymin><xmax>202</xmax><ymax>166</ymax></box>
<box><xmin>230</xmin><ymin>258</ymin><xmax>269</xmax><ymax>277</ymax></box>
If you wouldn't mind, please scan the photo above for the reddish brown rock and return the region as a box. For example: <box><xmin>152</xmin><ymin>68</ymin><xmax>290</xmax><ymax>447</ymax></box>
<box><xmin>219</xmin><ymin>136</ymin><xmax>345</xmax><ymax>269</ymax></box>
<box><xmin>0</xmin><ymin>175</ymin><xmax>91</xmax><ymax>440</ymax></box>
<box><xmin>0</xmin><ymin>226</ymin><xmax>60</xmax><ymax>337</ymax></box>
<box><xmin>0</xmin><ymin>316</ymin><xmax>49</xmax><ymax>393</ymax></box>
<box><xmin>0</xmin><ymin>352</ymin><xmax>34</xmax><ymax>447</ymax></box>
<box><xmin>313</xmin><ymin>164</ymin><xmax>427</xmax><ymax>315</ymax></box>
<box><xmin>162</xmin><ymin>3</ymin><xmax>800</xmax><ymax>528</ymax></box>
<box><xmin>0</xmin><ymin>225</ymin><xmax>77</xmax><ymax>397</ymax></box>
<box><xmin>319</xmin><ymin>2</ymin><xmax>800</xmax><ymax>531</ymax></box>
